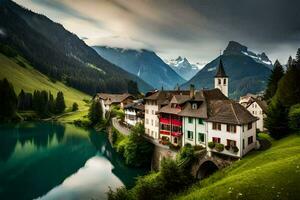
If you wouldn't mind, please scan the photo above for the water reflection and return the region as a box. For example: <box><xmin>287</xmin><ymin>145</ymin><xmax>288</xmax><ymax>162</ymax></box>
<box><xmin>0</xmin><ymin>122</ymin><xmax>146</xmax><ymax>200</ymax></box>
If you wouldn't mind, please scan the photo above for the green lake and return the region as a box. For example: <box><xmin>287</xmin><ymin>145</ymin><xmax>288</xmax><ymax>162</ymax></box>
<box><xmin>0</xmin><ymin>122</ymin><xmax>146</xmax><ymax>200</ymax></box>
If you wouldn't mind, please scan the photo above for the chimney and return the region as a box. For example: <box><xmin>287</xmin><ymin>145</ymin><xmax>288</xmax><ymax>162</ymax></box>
<box><xmin>190</xmin><ymin>84</ymin><xmax>195</xmax><ymax>99</ymax></box>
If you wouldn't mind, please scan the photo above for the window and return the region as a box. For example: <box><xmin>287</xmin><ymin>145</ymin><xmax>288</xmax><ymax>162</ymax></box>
<box><xmin>187</xmin><ymin>131</ymin><xmax>193</xmax><ymax>140</ymax></box>
<box><xmin>243</xmin><ymin>139</ymin><xmax>245</xmax><ymax>149</ymax></box>
<box><xmin>198</xmin><ymin>118</ymin><xmax>204</xmax><ymax>125</ymax></box>
<box><xmin>248</xmin><ymin>122</ymin><xmax>252</xmax><ymax>130</ymax></box>
<box><xmin>212</xmin><ymin>137</ymin><xmax>220</xmax><ymax>143</ymax></box>
<box><xmin>151</xmin><ymin>131</ymin><xmax>154</xmax><ymax>136</ymax></box>
<box><xmin>223</xmin><ymin>79</ymin><xmax>226</xmax><ymax>85</ymax></box>
<box><xmin>198</xmin><ymin>133</ymin><xmax>205</xmax><ymax>143</ymax></box>
<box><xmin>151</xmin><ymin>119</ymin><xmax>153</xmax><ymax>126</ymax></box>
<box><xmin>161</xmin><ymin>124</ymin><xmax>170</xmax><ymax>131</ymax></box>
<box><xmin>152</xmin><ymin>110</ymin><xmax>155</xmax><ymax>115</ymax></box>
<box><xmin>242</xmin><ymin>125</ymin><xmax>245</xmax><ymax>132</ymax></box>
<box><xmin>145</xmin><ymin>109</ymin><xmax>149</xmax><ymax>114</ymax></box>
<box><xmin>174</xmin><ymin>137</ymin><xmax>178</xmax><ymax>144</ymax></box>
<box><xmin>248</xmin><ymin>136</ymin><xmax>253</xmax><ymax>145</ymax></box>
<box><xmin>192</xmin><ymin>103</ymin><xmax>197</xmax><ymax>109</ymax></box>
<box><xmin>212</xmin><ymin>122</ymin><xmax>221</xmax><ymax>131</ymax></box>
<box><xmin>218</xmin><ymin>79</ymin><xmax>221</xmax><ymax>84</ymax></box>
<box><xmin>188</xmin><ymin>117</ymin><xmax>193</xmax><ymax>124</ymax></box>
<box><xmin>226</xmin><ymin>124</ymin><xmax>236</xmax><ymax>133</ymax></box>
<box><xmin>146</xmin><ymin>119</ymin><xmax>149</xmax><ymax>124</ymax></box>
<box><xmin>226</xmin><ymin>139</ymin><xmax>236</xmax><ymax>147</ymax></box>
<box><xmin>155</xmin><ymin>120</ymin><xmax>158</xmax><ymax>127</ymax></box>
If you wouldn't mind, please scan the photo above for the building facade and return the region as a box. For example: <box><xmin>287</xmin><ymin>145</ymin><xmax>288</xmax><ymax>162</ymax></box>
<box><xmin>124</xmin><ymin>102</ymin><xmax>144</xmax><ymax>127</ymax></box>
<box><xmin>145</xmin><ymin>60</ymin><xmax>258</xmax><ymax>158</ymax></box>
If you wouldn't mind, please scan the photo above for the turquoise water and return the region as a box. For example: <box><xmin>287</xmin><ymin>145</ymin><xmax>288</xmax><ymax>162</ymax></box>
<box><xmin>0</xmin><ymin>122</ymin><xmax>146</xmax><ymax>200</ymax></box>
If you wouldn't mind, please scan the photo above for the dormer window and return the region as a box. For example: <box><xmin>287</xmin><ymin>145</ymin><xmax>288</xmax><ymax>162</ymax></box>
<box><xmin>192</xmin><ymin>103</ymin><xmax>197</xmax><ymax>109</ymax></box>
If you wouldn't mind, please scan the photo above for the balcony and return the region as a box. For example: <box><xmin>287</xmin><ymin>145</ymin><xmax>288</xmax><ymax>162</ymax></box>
<box><xmin>172</xmin><ymin>119</ymin><xmax>182</xmax><ymax>126</ymax></box>
<box><xmin>160</xmin><ymin>130</ymin><xmax>170</xmax><ymax>135</ymax></box>
<box><xmin>171</xmin><ymin>132</ymin><xmax>182</xmax><ymax>137</ymax></box>
<box><xmin>160</xmin><ymin>118</ymin><xmax>170</xmax><ymax>124</ymax></box>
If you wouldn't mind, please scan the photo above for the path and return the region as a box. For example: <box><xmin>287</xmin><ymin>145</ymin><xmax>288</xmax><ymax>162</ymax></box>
<box><xmin>112</xmin><ymin>117</ymin><xmax>131</xmax><ymax>135</ymax></box>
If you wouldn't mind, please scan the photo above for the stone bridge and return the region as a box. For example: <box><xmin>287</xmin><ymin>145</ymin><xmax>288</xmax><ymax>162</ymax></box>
<box><xmin>191</xmin><ymin>150</ymin><xmax>232</xmax><ymax>179</ymax></box>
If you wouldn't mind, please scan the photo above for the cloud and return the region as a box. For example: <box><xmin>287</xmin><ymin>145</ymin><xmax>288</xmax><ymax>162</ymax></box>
<box><xmin>13</xmin><ymin>0</ymin><xmax>300</xmax><ymax>63</ymax></box>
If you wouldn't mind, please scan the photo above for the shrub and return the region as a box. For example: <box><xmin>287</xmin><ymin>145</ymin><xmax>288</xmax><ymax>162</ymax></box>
<box><xmin>215</xmin><ymin>143</ymin><xmax>224</xmax><ymax>152</ymax></box>
<box><xmin>289</xmin><ymin>104</ymin><xmax>300</xmax><ymax>131</ymax></box>
<box><xmin>194</xmin><ymin>145</ymin><xmax>205</xmax><ymax>151</ymax></box>
<box><xmin>232</xmin><ymin>146</ymin><xmax>239</xmax><ymax>153</ymax></box>
<box><xmin>177</xmin><ymin>143</ymin><xmax>195</xmax><ymax>162</ymax></box>
<box><xmin>208</xmin><ymin>142</ymin><xmax>215</xmax><ymax>149</ymax></box>
<box><xmin>72</xmin><ymin>102</ymin><xmax>78</xmax><ymax>111</ymax></box>
<box><xmin>116</xmin><ymin>137</ymin><xmax>128</xmax><ymax>155</ymax></box>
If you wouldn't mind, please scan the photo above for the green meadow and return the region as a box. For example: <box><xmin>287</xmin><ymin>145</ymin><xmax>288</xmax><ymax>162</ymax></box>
<box><xmin>175</xmin><ymin>133</ymin><xmax>300</xmax><ymax>200</ymax></box>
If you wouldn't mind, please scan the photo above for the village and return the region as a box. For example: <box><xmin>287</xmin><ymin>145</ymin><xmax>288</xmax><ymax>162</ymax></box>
<box><xmin>94</xmin><ymin>60</ymin><xmax>268</xmax><ymax>168</ymax></box>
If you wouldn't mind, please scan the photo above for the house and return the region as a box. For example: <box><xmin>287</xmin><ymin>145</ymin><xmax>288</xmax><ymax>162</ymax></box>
<box><xmin>144</xmin><ymin>89</ymin><xmax>189</xmax><ymax>140</ymax></box>
<box><xmin>148</xmin><ymin>59</ymin><xmax>258</xmax><ymax>158</ymax></box>
<box><xmin>240</xmin><ymin>96</ymin><xmax>267</xmax><ymax>132</ymax></box>
<box><xmin>95</xmin><ymin>93</ymin><xmax>134</xmax><ymax>118</ymax></box>
<box><xmin>124</xmin><ymin>102</ymin><xmax>145</xmax><ymax>127</ymax></box>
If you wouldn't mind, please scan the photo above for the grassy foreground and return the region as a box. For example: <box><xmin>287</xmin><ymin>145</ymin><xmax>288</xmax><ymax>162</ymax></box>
<box><xmin>174</xmin><ymin>133</ymin><xmax>300</xmax><ymax>200</ymax></box>
<box><xmin>0</xmin><ymin>53</ymin><xmax>91</xmax><ymax>110</ymax></box>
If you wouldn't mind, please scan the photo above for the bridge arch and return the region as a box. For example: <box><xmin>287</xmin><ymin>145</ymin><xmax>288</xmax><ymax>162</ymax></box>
<box><xmin>196</xmin><ymin>160</ymin><xmax>219</xmax><ymax>180</ymax></box>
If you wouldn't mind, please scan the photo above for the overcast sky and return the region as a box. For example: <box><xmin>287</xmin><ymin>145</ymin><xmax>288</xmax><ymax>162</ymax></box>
<box><xmin>15</xmin><ymin>0</ymin><xmax>300</xmax><ymax>66</ymax></box>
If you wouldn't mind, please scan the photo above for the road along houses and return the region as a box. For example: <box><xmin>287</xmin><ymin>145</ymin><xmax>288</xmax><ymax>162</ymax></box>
<box><xmin>144</xmin><ymin>60</ymin><xmax>258</xmax><ymax>158</ymax></box>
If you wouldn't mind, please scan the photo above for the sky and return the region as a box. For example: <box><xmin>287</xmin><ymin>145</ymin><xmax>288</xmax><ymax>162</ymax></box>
<box><xmin>15</xmin><ymin>0</ymin><xmax>300</xmax><ymax>67</ymax></box>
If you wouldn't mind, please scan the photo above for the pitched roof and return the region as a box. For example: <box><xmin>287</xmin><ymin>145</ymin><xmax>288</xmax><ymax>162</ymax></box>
<box><xmin>246</xmin><ymin>97</ymin><xmax>268</xmax><ymax>113</ymax></box>
<box><xmin>156</xmin><ymin>88</ymin><xmax>257</xmax><ymax>125</ymax></box>
<box><xmin>144</xmin><ymin>90</ymin><xmax>190</xmax><ymax>105</ymax></box>
<box><xmin>96</xmin><ymin>93</ymin><xmax>133</xmax><ymax>105</ymax></box>
<box><xmin>215</xmin><ymin>59</ymin><xmax>228</xmax><ymax>78</ymax></box>
<box><xmin>124</xmin><ymin>102</ymin><xmax>145</xmax><ymax>111</ymax></box>
<box><xmin>206</xmin><ymin>100</ymin><xmax>258</xmax><ymax>125</ymax></box>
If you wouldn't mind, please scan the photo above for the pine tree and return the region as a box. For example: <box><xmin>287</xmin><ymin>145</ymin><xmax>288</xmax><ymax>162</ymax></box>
<box><xmin>0</xmin><ymin>78</ymin><xmax>18</xmax><ymax>120</ymax></box>
<box><xmin>88</xmin><ymin>100</ymin><xmax>102</xmax><ymax>125</ymax></box>
<box><xmin>48</xmin><ymin>92</ymin><xmax>55</xmax><ymax>114</ymax></box>
<box><xmin>55</xmin><ymin>91</ymin><xmax>66</xmax><ymax>114</ymax></box>
<box><xmin>72</xmin><ymin>102</ymin><xmax>78</xmax><ymax>111</ymax></box>
<box><xmin>286</xmin><ymin>56</ymin><xmax>293</xmax><ymax>71</ymax></box>
<box><xmin>17</xmin><ymin>89</ymin><xmax>26</xmax><ymax>110</ymax></box>
<box><xmin>265</xmin><ymin>100</ymin><xmax>289</xmax><ymax>139</ymax></box>
<box><xmin>264</xmin><ymin>60</ymin><xmax>284</xmax><ymax>101</ymax></box>
<box><xmin>296</xmin><ymin>48</ymin><xmax>300</xmax><ymax>63</ymax></box>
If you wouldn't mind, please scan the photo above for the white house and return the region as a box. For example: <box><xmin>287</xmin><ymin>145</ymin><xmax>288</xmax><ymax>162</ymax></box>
<box><xmin>94</xmin><ymin>93</ymin><xmax>134</xmax><ymax>118</ymax></box>
<box><xmin>245</xmin><ymin>98</ymin><xmax>267</xmax><ymax>132</ymax></box>
<box><xmin>124</xmin><ymin>102</ymin><xmax>145</xmax><ymax>127</ymax></box>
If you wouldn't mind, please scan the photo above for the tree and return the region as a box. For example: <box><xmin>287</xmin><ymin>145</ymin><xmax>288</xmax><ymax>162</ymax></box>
<box><xmin>48</xmin><ymin>92</ymin><xmax>55</xmax><ymax>113</ymax></box>
<box><xmin>17</xmin><ymin>89</ymin><xmax>26</xmax><ymax>110</ymax></box>
<box><xmin>265</xmin><ymin>100</ymin><xmax>289</xmax><ymax>139</ymax></box>
<box><xmin>0</xmin><ymin>78</ymin><xmax>18</xmax><ymax>120</ymax></box>
<box><xmin>72</xmin><ymin>102</ymin><xmax>78</xmax><ymax>111</ymax></box>
<box><xmin>55</xmin><ymin>91</ymin><xmax>66</xmax><ymax>114</ymax></box>
<box><xmin>286</xmin><ymin>56</ymin><xmax>293</xmax><ymax>72</ymax></box>
<box><xmin>123</xmin><ymin>124</ymin><xmax>154</xmax><ymax>167</ymax></box>
<box><xmin>264</xmin><ymin>60</ymin><xmax>284</xmax><ymax>101</ymax></box>
<box><xmin>274</xmin><ymin>66</ymin><xmax>300</xmax><ymax>107</ymax></box>
<box><xmin>88</xmin><ymin>100</ymin><xmax>102</xmax><ymax>125</ymax></box>
<box><xmin>296</xmin><ymin>48</ymin><xmax>300</xmax><ymax>64</ymax></box>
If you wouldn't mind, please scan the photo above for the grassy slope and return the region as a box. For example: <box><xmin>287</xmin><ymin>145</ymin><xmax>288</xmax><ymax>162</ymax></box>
<box><xmin>175</xmin><ymin>133</ymin><xmax>300</xmax><ymax>200</ymax></box>
<box><xmin>0</xmin><ymin>53</ymin><xmax>91</xmax><ymax>110</ymax></box>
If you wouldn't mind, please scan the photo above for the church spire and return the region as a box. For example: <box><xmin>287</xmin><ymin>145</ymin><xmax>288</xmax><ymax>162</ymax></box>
<box><xmin>215</xmin><ymin>59</ymin><xmax>228</xmax><ymax>78</ymax></box>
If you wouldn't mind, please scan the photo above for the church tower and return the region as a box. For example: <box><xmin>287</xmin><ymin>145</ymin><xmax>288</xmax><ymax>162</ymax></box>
<box><xmin>214</xmin><ymin>59</ymin><xmax>228</xmax><ymax>97</ymax></box>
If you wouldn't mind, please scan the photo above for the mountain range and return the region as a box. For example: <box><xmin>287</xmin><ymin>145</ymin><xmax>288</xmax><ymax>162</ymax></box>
<box><xmin>0</xmin><ymin>0</ymin><xmax>152</xmax><ymax>95</ymax></box>
<box><xmin>93</xmin><ymin>46</ymin><xmax>185</xmax><ymax>89</ymax></box>
<box><xmin>182</xmin><ymin>41</ymin><xmax>272</xmax><ymax>99</ymax></box>
<box><xmin>166</xmin><ymin>56</ymin><xmax>200</xmax><ymax>80</ymax></box>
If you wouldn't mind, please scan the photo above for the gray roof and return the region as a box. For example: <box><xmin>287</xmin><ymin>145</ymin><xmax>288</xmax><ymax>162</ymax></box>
<box><xmin>157</xmin><ymin>88</ymin><xmax>257</xmax><ymax>125</ymax></box>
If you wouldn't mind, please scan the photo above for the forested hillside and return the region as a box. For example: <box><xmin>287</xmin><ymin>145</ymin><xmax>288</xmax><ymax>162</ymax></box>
<box><xmin>0</xmin><ymin>0</ymin><xmax>152</xmax><ymax>95</ymax></box>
